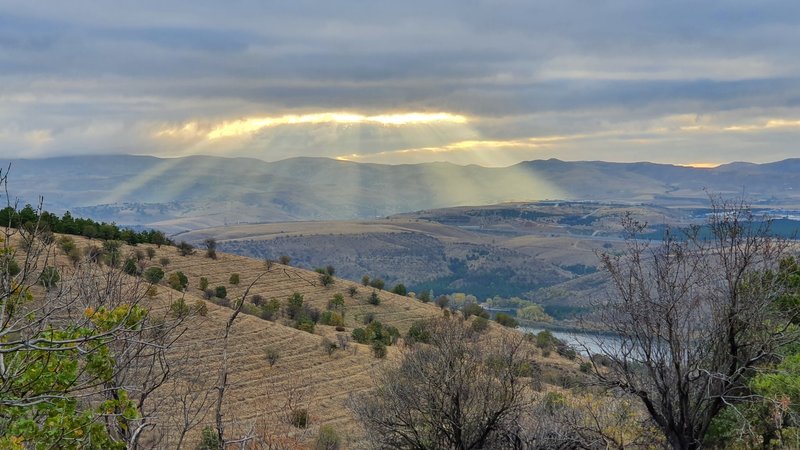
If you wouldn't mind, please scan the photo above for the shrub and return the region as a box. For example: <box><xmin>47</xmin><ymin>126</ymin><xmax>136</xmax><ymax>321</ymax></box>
<box><xmin>215</xmin><ymin>285</ymin><xmax>227</xmax><ymax>299</ymax></box>
<box><xmin>194</xmin><ymin>300</ymin><xmax>208</xmax><ymax>317</ymax></box>
<box><xmin>462</xmin><ymin>301</ymin><xmax>488</xmax><ymax>319</ymax></box>
<box><xmin>295</xmin><ymin>318</ymin><xmax>315</xmax><ymax>333</ymax></box>
<box><xmin>418</xmin><ymin>290</ymin><xmax>431</xmax><ymax>303</ymax></box>
<box><xmin>328</xmin><ymin>293</ymin><xmax>345</xmax><ymax>311</ymax></box>
<box><xmin>322</xmin><ymin>338</ymin><xmax>337</xmax><ymax>356</ymax></box>
<box><xmin>494</xmin><ymin>313</ymin><xmax>518</xmax><ymax>328</ymax></box>
<box><xmin>579</xmin><ymin>362</ymin><xmax>593</xmax><ymax>373</ymax></box>
<box><xmin>168</xmin><ymin>272</ymin><xmax>189</xmax><ymax>291</ymax></box>
<box><xmin>471</xmin><ymin>316</ymin><xmax>489</xmax><ymax>333</ymax></box>
<box><xmin>352</xmin><ymin>328</ymin><xmax>368</xmax><ymax>344</ymax></box>
<box><xmin>259</xmin><ymin>299</ymin><xmax>281</xmax><ymax>321</ymax></box>
<box><xmin>435</xmin><ymin>295</ymin><xmax>450</xmax><ymax>309</ymax></box>
<box><xmin>278</xmin><ymin>255</ymin><xmax>291</xmax><ymax>265</ymax></box>
<box><xmin>123</xmin><ymin>257</ymin><xmax>139</xmax><ymax>276</ymax></box>
<box><xmin>58</xmin><ymin>236</ymin><xmax>75</xmax><ymax>254</ymax></box>
<box><xmin>361</xmin><ymin>275</ymin><xmax>370</xmax><ymax>286</ymax></box>
<box><xmin>285</xmin><ymin>292</ymin><xmax>304</xmax><ymax>319</ymax></box>
<box><xmin>251</xmin><ymin>294</ymin><xmax>265</xmax><ymax>306</ymax></box>
<box><xmin>362</xmin><ymin>313</ymin><xmax>375</xmax><ymax>324</ymax></box>
<box><xmin>315</xmin><ymin>425</ymin><xmax>341</xmax><ymax>450</ymax></box>
<box><xmin>204</xmin><ymin>238</ymin><xmax>217</xmax><ymax>259</ymax></box>
<box><xmin>199</xmin><ymin>276</ymin><xmax>209</xmax><ymax>291</ymax></box>
<box><xmin>347</xmin><ymin>286</ymin><xmax>358</xmax><ymax>297</ymax></box>
<box><xmin>68</xmin><ymin>247</ymin><xmax>82</xmax><ymax>266</ymax></box>
<box><xmin>102</xmin><ymin>240</ymin><xmax>123</xmax><ymax>267</ymax></box>
<box><xmin>177</xmin><ymin>241</ymin><xmax>195</xmax><ymax>256</ymax></box>
<box><xmin>406</xmin><ymin>320</ymin><xmax>431</xmax><ymax>344</ymax></box>
<box><xmin>372</xmin><ymin>341</ymin><xmax>387</xmax><ymax>358</ymax></box>
<box><xmin>39</xmin><ymin>266</ymin><xmax>60</xmax><ymax>289</ymax></box>
<box><xmin>369</xmin><ymin>278</ymin><xmax>385</xmax><ymax>290</ymax></box>
<box><xmin>196</xmin><ymin>426</ymin><xmax>221</xmax><ymax>450</ymax></box>
<box><xmin>159</xmin><ymin>257</ymin><xmax>170</xmax><ymax>267</ymax></box>
<box><xmin>290</xmin><ymin>409</ymin><xmax>309</xmax><ymax>428</ymax></box>
<box><xmin>369</xmin><ymin>290</ymin><xmax>381</xmax><ymax>306</ymax></box>
<box><xmin>170</xmin><ymin>298</ymin><xmax>190</xmax><ymax>318</ymax></box>
<box><xmin>204</xmin><ymin>288</ymin><xmax>215</xmax><ymax>299</ymax></box>
<box><xmin>320</xmin><ymin>311</ymin><xmax>345</xmax><ymax>327</ymax></box>
<box><xmin>391</xmin><ymin>283</ymin><xmax>407</xmax><ymax>296</ymax></box>
<box><xmin>319</xmin><ymin>272</ymin><xmax>334</xmax><ymax>287</ymax></box>
<box><xmin>265</xmin><ymin>347</ymin><xmax>280</xmax><ymax>367</ymax></box>
<box><xmin>146</xmin><ymin>247</ymin><xmax>156</xmax><ymax>260</ymax></box>
<box><xmin>134</xmin><ymin>249</ymin><xmax>145</xmax><ymax>262</ymax></box>
<box><xmin>144</xmin><ymin>266</ymin><xmax>165</xmax><ymax>284</ymax></box>
<box><xmin>229</xmin><ymin>273</ymin><xmax>240</xmax><ymax>285</ymax></box>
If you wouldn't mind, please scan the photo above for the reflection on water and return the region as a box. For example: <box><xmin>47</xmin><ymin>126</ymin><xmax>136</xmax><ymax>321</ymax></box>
<box><xmin>520</xmin><ymin>326</ymin><xmax>623</xmax><ymax>356</ymax></box>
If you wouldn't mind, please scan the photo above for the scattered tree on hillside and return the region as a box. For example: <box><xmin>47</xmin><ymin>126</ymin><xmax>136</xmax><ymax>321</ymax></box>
<box><xmin>178</xmin><ymin>241</ymin><xmax>195</xmax><ymax>256</ymax></box>
<box><xmin>351</xmin><ymin>317</ymin><xmax>534</xmax><ymax>449</ymax></box>
<box><xmin>205</xmin><ymin>238</ymin><xmax>218</xmax><ymax>259</ymax></box>
<box><xmin>590</xmin><ymin>199</ymin><xmax>800</xmax><ymax>450</ymax></box>
<box><xmin>278</xmin><ymin>255</ymin><xmax>291</xmax><ymax>265</ymax></box>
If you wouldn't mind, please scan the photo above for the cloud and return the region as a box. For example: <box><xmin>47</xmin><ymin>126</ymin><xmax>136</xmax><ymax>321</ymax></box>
<box><xmin>1</xmin><ymin>1</ymin><xmax>800</xmax><ymax>165</ymax></box>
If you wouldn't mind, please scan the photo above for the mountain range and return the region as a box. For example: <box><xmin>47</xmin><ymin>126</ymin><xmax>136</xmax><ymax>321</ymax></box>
<box><xmin>4</xmin><ymin>154</ymin><xmax>800</xmax><ymax>233</ymax></box>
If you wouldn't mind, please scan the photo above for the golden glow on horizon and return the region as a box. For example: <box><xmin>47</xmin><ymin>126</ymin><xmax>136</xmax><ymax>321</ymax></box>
<box><xmin>675</xmin><ymin>162</ymin><xmax>722</xmax><ymax>168</ymax></box>
<box><xmin>155</xmin><ymin>112</ymin><xmax>469</xmax><ymax>140</ymax></box>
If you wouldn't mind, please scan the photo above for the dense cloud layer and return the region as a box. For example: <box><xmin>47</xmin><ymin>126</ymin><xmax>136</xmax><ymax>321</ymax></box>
<box><xmin>2</xmin><ymin>1</ymin><xmax>799</xmax><ymax>165</ymax></box>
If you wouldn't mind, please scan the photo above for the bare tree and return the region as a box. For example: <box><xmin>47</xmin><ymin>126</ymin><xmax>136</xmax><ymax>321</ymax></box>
<box><xmin>590</xmin><ymin>198</ymin><xmax>800</xmax><ymax>449</ymax></box>
<box><xmin>350</xmin><ymin>317</ymin><xmax>535</xmax><ymax>449</ymax></box>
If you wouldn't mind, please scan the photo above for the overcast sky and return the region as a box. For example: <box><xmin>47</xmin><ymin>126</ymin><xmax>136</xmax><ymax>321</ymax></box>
<box><xmin>2</xmin><ymin>1</ymin><xmax>799</xmax><ymax>166</ymax></box>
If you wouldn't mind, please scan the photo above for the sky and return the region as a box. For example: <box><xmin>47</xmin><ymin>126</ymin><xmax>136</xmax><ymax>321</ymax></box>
<box><xmin>2</xmin><ymin>1</ymin><xmax>800</xmax><ymax>167</ymax></box>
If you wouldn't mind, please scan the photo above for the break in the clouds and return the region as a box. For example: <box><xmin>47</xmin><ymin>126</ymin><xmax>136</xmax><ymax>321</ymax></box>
<box><xmin>2</xmin><ymin>0</ymin><xmax>800</xmax><ymax>166</ymax></box>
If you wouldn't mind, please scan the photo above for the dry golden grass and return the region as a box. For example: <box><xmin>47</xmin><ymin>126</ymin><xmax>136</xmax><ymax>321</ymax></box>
<box><xmin>12</xmin><ymin>233</ymin><xmax>582</xmax><ymax>448</ymax></box>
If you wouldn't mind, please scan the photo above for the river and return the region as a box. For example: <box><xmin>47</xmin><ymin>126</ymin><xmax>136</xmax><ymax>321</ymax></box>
<box><xmin>519</xmin><ymin>326</ymin><xmax>623</xmax><ymax>356</ymax></box>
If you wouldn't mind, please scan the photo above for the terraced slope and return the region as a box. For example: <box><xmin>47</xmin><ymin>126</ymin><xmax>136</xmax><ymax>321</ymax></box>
<box><xmin>13</xmin><ymin>234</ymin><xmax>583</xmax><ymax>448</ymax></box>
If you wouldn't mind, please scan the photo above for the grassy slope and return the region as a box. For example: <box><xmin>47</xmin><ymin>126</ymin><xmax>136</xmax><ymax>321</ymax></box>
<box><xmin>21</xmin><ymin>234</ymin><xmax>582</xmax><ymax>448</ymax></box>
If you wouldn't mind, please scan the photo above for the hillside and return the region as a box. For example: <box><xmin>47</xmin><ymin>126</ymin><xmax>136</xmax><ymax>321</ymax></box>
<box><xmin>13</xmin><ymin>233</ymin><xmax>584</xmax><ymax>448</ymax></box>
<box><xmin>5</xmin><ymin>155</ymin><xmax>800</xmax><ymax>233</ymax></box>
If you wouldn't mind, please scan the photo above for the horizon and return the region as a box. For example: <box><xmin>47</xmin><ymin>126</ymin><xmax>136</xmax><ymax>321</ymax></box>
<box><xmin>5</xmin><ymin>152</ymin><xmax>796</xmax><ymax>169</ymax></box>
<box><xmin>2</xmin><ymin>2</ymin><xmax>800</xmax><ymax>166</ymax></box>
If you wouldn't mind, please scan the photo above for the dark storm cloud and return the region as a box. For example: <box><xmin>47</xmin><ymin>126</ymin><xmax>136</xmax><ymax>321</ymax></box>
<box><xmin>1</xmin><ymin>0</ymin><xmax>800</xmax><ymax>164</ymax></box>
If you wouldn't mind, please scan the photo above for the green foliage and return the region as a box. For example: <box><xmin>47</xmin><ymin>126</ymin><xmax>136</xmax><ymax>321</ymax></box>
<box><xmin>170</xmin><ymin>298</ymin><xmax>191</xmax><ymax>318</ymax></box>
<box><xmin>369</xmin><ymin>290</ymin><xmax>381</xmax><ymax>305</ymax></box>
<box><xmin>315</xmin><ymin>425</ymin><xmax>341</xmax><ymax>450</ymax></box>
<box><xmin>322</xmin><ymin>337</ymin><xmax>338</xmax><ymax>355</ymax></box>
<box><xmin>159</xmin><ymin>256</ymin><xmax>170</xmax><ymax>267</ymax></box>
<box><xmin>286</xmin><ymin>292</ymin><xmax>304</xmax><ymax>319</ymax></box>
<box><xmin>406</xmin><ymin>320</ymin><xmax>432</xmax><ymax>344</ymax></box>
<box><xmin>39</xmin><ymin>266</ymin><xmax>60</xmax><ymax>289</ymax></box>
<box><xmin>352</xmin><ymin>321</ymin><xmax>399</xmax><ymax>347</ymax></box>
<box><xmin>191</xmin><ymin>277</ymin><xmax>205</xmax><ymax>293</ymax></box>
<box><xmin>320</xmin><ymin>311</ymin><xmax>345</xmax><ymax>327</ymax></box>
<box><xmin>461</xmin><ymin>300</ymin><xmax>489</xmax><ymax>319</ymax></box>
<box><xmin>471</xmin><ymin>316</ymin><xmax>489</xmax><ymax>333</ymax></box>
<box><xmin>369</xmin><ymin>278</ymin><xmax>385</xmax><ymax>290</ymax></box>
<box><xmin>319</xmin><ymin>272</ymin><xmax>334</xmax><ymax>287</ymax></box>
<box><xmin>214</xmin><ymin>285</ymin><xmax>227</xmax><ymax>299</ymax></box>
<box><xmin>361</xmin><ymin>275</ymin><xmax>370</xmax><ymax>286</ymax></box>
<box><xmin>102</xmin><ymin>240</ymin><xmax>123</xmax><ymax>267</ymax></box>
<box><xmin>146</xmin><ymin>247</ymin><xmax>156</xmax><ymax>260</ymax></box>
<box><xmin>259</xmin><ymin>298</ymin><xmax>281</xmax><ymax>321</ymax></box>
<box><xmin>328</xmin><ymin>293</ymin><xmax>345</xmax><ymax>310</ymax></box>
<box><xmin>143</xmin><ymin>266</ymin><xmax>164</xmax><ymax>284</ymax></box>
<box><xmin>347</xmin><ymin>285</ymin><xmax>358</xmax><ymax>297</ymax></box>
<box><xmin>194</xmin><ymin>300</ymin><xmax>208</xmax><ymax>317</ymax></box>
<box><xmin>278</xmin><ymin>255</ymin><xmax>291</xmax><ymax>265</ymax></box>
<box><xmin>196</xmin><ymin>426</ymin><xmax>221</xmax><ymax>450</ymax></box>
<box><xmin>372</xmin><ymin>341</ymin><xmax>387</xmax><ymax>358</ymax></box>
<box><xmin>123</xmin><ymin>257</ymin><xmax>139</xmax><ymax>276</ymax></box>
<box><xmin>1</xmin><ymin>253</ymin><xmax>21</xmax><ymax>277</ymax></box>
<box><xmin>58</xmin><ymin>235</ymin><xmax>76</xmax><ymax>254</ymax></box>
<box><xmin>435</xmin><ymin>295</ymin><xmax>449</xmax><ymax>309</ymax></box>
<box><xmin>494</xmin><ymin>312</ymin><xmax>518</xmax><ymax>328</ymax></box>
<box><xmin>168</xmin><ymin>271</ymin><xmax>189</xmax><ymax>291</ymax></box>
<box><xmin>0</xmin><ymin>206</ymin><xmax>171</xmax><ymax>245</ymax></box>
<box><xmin>517</xmin><ymin>303</ymin><xmax>554</xmax><ymax>323</ymax></box>
<box><xmin>295</xmin><ymin>317</ymin><xmax>316</xmax><ymax>333</ymax></box>
<box><xmin>418</xmin><ymin>290</ymin><xmax>431</xmax><ymax>303</ymax></box>
<box><xmin>391</xmin><ymin>283</ymin><xmax>407</xmax><ymax>296</ymax></box>
<box><xmin>229</xmin><ymin>273</ymin><xmax>240</xmax><ymax>285</ymax></box>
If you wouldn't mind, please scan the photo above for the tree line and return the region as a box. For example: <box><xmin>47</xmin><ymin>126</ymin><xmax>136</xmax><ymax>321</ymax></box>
<box><xmin>0</xmin><ymin>204</ymin><xmax>171</xmax><ymax>246</ymax></box>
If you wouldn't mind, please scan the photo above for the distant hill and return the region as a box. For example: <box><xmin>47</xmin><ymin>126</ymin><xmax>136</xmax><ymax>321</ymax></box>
<box><xmin>5</xmin><ymin>154</ymin><xmax>800</xmax><ymax>232</ymax></box>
